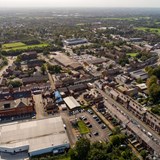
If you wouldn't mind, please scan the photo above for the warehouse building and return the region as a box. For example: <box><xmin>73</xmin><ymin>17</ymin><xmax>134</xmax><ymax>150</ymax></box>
<box><xmin>63</xmin><ymin>38</ymin><xmax>88</xmax><ymax>46</ymax></box>
<box><xmin>63</xmin><ymin>96</ymin><xmax>81</xmax><ymax>111</ymax></box>
<box><xmin>130</xmin><ymin>69</ymin><xmax>148</xmax><ymax>80</ymax></box>
<box><xmin>0</xmin><ymin>117</ymin><xmax>70</xmax><ymax>159</ymax></box>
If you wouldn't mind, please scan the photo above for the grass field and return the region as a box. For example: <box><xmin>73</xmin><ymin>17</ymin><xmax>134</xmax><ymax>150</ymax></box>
<box><xmin>100</xmin><ymin>17</ymin><xmax>150</xmax><ymax>21</ymax></box>
<box><xmin>2</xmin><ymin>42</ymin><xmax>49</xmax><ymax>51</ymax></box>
<box><xmin>135</xmin><ymin>27</ymin><xmax>160</xmax><ymax>34</ymax></box>
<box><xmin>78</xmin><ymin>121</ymin><xmax>90</xmax><ymax>134</ymax></box>
<box><xmin>127</xmin><ymin>53</ymin><xmax>138</xmax><ymax>57</ymax></box>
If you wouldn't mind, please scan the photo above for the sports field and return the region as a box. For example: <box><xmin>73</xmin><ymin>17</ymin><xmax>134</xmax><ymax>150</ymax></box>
<box><xmin>2</xmin><ymin>42</ymin><xmax>49</xmax><ymax>51</ymax></box>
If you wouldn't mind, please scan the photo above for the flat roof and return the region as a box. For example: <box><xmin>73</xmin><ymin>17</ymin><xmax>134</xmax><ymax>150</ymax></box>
<box><xmin>51</xmin><ymin>52</ymin><xmax>80</xmax><ymax>68</ymax></box>
<box><xmin>63</xmin><ymin>96</ymin><xmax>80</xmax><ymax>110</ymax></box>
<box><xmin>0</xmin><ymin>117</ymin><xmax>69</xmax><ymax>153</ymax></box>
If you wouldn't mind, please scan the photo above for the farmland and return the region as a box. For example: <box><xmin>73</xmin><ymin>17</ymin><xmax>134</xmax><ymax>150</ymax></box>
<box><xmin>2</xmin><ymin>42</ymin><xmax>49</xmax><ymax>51</ymax></box>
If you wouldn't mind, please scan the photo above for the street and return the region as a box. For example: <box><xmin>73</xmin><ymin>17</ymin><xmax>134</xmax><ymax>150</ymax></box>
<box><xmin>97</xmin><ymin>88</ymin><xmax>160</xmax><ymax>142</ymax></box>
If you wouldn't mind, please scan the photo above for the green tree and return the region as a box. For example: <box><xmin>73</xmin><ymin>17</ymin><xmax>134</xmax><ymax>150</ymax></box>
<box><xmin>8</xmin><ymin>80</ymin><xmax>22</xmax><ymax>88</ymax></box>
<box><xmin>76</xmin><ymin>138</ymin><xmax>90</xmax><ymax>160</ymax></box>
<box><xmin>41</xmin><ymin>64</ymin><xmax>46</xmax><ymax>75</ymax></box>
<box><xmin>140</xmin><ymin>150</ymin><xmax>147</xmax><ymax>159</ymax></box>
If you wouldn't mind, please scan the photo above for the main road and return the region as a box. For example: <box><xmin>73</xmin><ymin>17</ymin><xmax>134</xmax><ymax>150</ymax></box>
<box><xmin>96</xmin><ymin>88</ymin><xmax>160</xmax><ymax>142</ymax></box>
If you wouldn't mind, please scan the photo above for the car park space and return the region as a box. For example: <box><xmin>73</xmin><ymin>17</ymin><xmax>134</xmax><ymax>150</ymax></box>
<box><xmin>73</xmin><ymin>110</ymin><xmax>112</xmax><ymax>142</ymax></box>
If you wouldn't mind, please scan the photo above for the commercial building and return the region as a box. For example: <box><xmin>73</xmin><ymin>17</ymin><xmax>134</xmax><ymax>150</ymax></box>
<box><xmin>63</xmin><ymin>96</ymin><xmax>81</xmax><ymax>110</ymax></box>
<box><xmin>0</xmin><ymin>117</ymin><xmax>70</xmax><ymax>158</ymax></box>
<box><xmin>63</xmin><ymin>38</ymin><xmax>88</xmax><ymax>46</ymax></box>
<box><xmin>130</xmin><ymin>69</ymin><xmax>148</xmax><ymax>80</ymax></box>
<box><xmin>51</xmin><ymin>52</ymin><xmax>82</xmax><ymax>70</ymax></box>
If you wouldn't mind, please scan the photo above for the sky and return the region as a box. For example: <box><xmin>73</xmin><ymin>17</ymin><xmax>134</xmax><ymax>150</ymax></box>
<box><xmin>0</xmin><ymin>0</ymin><xmax>160</xmax><ymax>8</ymax></box>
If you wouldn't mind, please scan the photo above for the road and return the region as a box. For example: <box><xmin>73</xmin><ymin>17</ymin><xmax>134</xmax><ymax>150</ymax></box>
<box><xmin>96</xmin><ymin>88</ymin><xmax>160</xmax><ymax>142</ymax></box>
<box><xmin>48</xmin><ymin>71</ymin><xmax>55</xmax><ymax>91</ymax></box>
<box><xmin>0</xmin><ymin>57</ymin><xmax>15</xmax><ymax>77</ymax></box>
<box><xmin>33</xmin><ymin>94</ymin><xmax>45</xmax><ymax>119</ymax></box>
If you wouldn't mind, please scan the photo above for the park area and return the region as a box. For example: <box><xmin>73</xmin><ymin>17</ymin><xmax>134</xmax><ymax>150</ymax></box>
<box><xmin>78</xmin><ymin>120</ymin><xmax>90</xmax><ymax>134</ymax></box>
<box><xmin>127</xmin><ymin>53</ymin><xmax>138</xmax><ymax>57</ymax></box>
<box><xmin>135</xmin><ymin>27</ymin><xmax>160</xmax><ymax>34</ymax></box>
<box><xmin>2</xmin><ymin>42</ymin><xmax>49</xmax><ymax>51</ymax></box>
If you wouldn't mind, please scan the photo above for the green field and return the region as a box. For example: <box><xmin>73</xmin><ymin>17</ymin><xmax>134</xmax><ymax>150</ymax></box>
<box><xmin>135</xmin><ymin>27</ymin><xmax>160</xmax><ymax>34</ymax></box>
<box><xmin>100</xmin><ymin>17</ymin><xmax>150</xmax><ymax>21</ymax></box>
<box><xmin>78</xmin><ymin>121</ymin><xmax>90</xmax><ymax>134</ymax></box>
<box><xmin>2</xmin><ymin>42</ymin><xmax>49</xmax><ymax>51</ymax></box>
<box><xmin>127</xmin><ymin>53</ymin><xmax>138</xmax><ymax>57</ymax></box>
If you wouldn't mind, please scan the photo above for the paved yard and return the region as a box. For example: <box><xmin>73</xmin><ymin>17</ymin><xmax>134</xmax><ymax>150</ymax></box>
<box><xmin>33</xmin><ymin>94</ymin><xmax>45</xmax><ymax>119</ymax></box>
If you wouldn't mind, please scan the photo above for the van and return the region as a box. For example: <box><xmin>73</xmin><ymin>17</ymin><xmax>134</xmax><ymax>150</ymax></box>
<box><xmin>63</xmin><ymin>124</ymin><xmax>66</xmax><ymax>129</ymax></box>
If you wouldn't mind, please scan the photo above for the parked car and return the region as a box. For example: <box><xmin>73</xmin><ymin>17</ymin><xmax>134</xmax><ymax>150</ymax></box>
<box><xmin>93</xmin><ymin>132</ymin><xmax>99</xmax><ymax>136</ymax></box>
<box><xmin>87</xmin><ymin>109</ymin><xmax>93</xmax><ymax>115</ymax></box>
<box><xmin>87</xmin><ymin>124</ymin><xmax>92</xmax><ymax>128</ymax></box>
<box><xmin>85</xmin><ymin>121</ymin><xmax>90</xmax><ymax>125</ymax></box>
<box><xmin>101</xmin><ymin>124</ymin><xmax>106</xmax><ymax>129</ymax></box>
<box><xmin>80</xmin><ymin>116</ymin><xmax>87</xmax><ymax>121</ymax></box>
<box><xmin>93</xmin><ymin>115</ymin><xmax>98</xmax><ymax>119</ymax></box>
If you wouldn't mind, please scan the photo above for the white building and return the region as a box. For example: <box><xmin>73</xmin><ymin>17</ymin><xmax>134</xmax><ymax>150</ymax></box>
<box><xmin>63</xmin><ymin>38</ymin><xmax>88</xmax><ymax>46</ymax></box>
<box><xmin>63</xmin><ymin>96</ymin><xmax>81</xmax><ymax>110</ymax></box>
<box><xmin>0</xmin><ymin>117</ymin><xmax>70</xmax><ymax>159</ymax></box>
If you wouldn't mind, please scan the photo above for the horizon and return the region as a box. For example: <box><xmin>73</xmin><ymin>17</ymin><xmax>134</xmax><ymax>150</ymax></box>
<box><xmin>0</xmin><ymin>0</ymin><xmax>160</xmax><ymax>8</ymax></box>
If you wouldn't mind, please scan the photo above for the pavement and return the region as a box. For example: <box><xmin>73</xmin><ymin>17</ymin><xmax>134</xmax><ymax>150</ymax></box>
<box><xmin>96</xmin><ymin>88</ymin><xmax>160</xmax><ymax>142</ymax></box>
<box><xmin>60</xmin><ymin>111</ymin><xmax>77</xmax><ymax>146</ymax></box>
<box><xmin>33</xmin><ymin>94</ymin><xmax>45</xmax><ymax>119</ymax></box>
<box><xmin>60</xmin><ymin>109</ymin><xmax>112</xmax><ymax>145</ymax></box>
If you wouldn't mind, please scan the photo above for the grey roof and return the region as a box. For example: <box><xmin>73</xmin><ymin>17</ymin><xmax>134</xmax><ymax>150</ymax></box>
<box><xmin>127</xmin><ymin>122</ymin><xmax>160</xmax><ymax>156</ymax></box>
<box><xmin>0</xmin><ymin>117</ymin><xmax>69</xmax><ymax>153</ymax></box>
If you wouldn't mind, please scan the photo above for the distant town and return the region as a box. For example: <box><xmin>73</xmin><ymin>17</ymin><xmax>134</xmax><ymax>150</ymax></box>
<box><xmin>0</xmin><ymin>8</ymin><xmax>160</xmax><ymax>160</ymax></box>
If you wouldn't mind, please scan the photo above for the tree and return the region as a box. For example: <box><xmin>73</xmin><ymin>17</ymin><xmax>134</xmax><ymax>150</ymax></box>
<box><xmin>41</xmin><ymin>64</ymin><xmax>46</xmax><ymax>75</ymax></box>
<box><xmin>136</xmin><ymin>78</ymin><xmax>143</xmax><ymax>84</ymax></box>
<box><xmin>43</xmin><ymin>49</ymin><xmax>50</xmax><ymax>55</ymax></box>
<box><xmin>140</xmin><ymin>150</ymin><xmax>147</xmax><ymax>159</ymax></box>
<box><xmin>76</xmin><ymin>138</ymin><xmax>90</xmax><ymax>160</ymax></box>
<box><xmin>69</xmin><ymin>138</ymin><xmax>90</xmax><ymax>160</ymax></box>
<box><xmin>146</xmin><ymin>75</ymin><xmax>157</xmax><ymax>88</ymax></box>
<box><xmin>8</xmin><ymin>80</ymin><xmax>22</xmax><ymax>88</ymax></box>
<box><xmin>69</xmin><ymin>148</ymin><xmax>78</xmax><ymax>160</ymax></box>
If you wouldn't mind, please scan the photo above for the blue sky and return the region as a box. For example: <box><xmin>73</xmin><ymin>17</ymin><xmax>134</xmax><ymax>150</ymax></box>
<box><xmin>1</xmin><ymin>0</ymin><xmax>160</xmax><ymax>8</ymax></box>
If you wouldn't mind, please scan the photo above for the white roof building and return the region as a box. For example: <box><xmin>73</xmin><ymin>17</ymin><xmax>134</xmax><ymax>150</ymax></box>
<box><xmin>0</xmin><ymin>117</ymin><xmax>70</xmax><ymax>159</ymax></box>
<box><xmin>63</xmin><ymin>96</ymin><xmax>81</xmax><ymax>110</ymax></box>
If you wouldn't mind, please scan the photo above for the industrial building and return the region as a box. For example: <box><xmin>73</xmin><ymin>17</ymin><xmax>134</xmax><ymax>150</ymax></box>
<box><xmin>63</xmin><ymin>96</ymin><xmax>81</xmax><ymax>110</ymax></box>
<box><xmin>63</xmin><ymin>38</ymin><xmax>88</xmax><ymax>46</ymax></box>
<box><xmin>0</xmin><ymin>117</ymin><xmax>70</xmax><ymax>159</ymax></box>
<box><xmin>130</xmin><ymin>69</ymin><xmax>148</xmax><ymax>80</ymax></box>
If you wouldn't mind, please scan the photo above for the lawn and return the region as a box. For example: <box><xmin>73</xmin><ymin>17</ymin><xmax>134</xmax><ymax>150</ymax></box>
<box><xmin>78</xmin><ymin>120</ymin><xmax>90</xmax><ymax>134</ymax></box>
<box><xmin>2</xmin><ymin>42</ymin><xmax>49</xmax><ymax>51</ymax></box>
<box><xmin>135</xmin><ymin>27</ymin><xmax>160</xmax><ymax>34</ymax></box>
<box><xmin>127</xmin><ymin>53</ymin><xmax>138</xmax><ymax>57</ymax></box>
<box><xmin>100</xmin><ymin>17</ymin><xmax>150</xmax><ymax>21</ymax></box>
<box><xmin>2</xmin><ymin>42</ymin><xmax>26</xmax><ymax>49</ymax></box>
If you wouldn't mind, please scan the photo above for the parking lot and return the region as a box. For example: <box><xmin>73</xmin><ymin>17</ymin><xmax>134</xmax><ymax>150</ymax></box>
<box><xmin>61</xmin><ymin>109</ymin><xmax>112</xmax><ymax>144</ymax></box>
